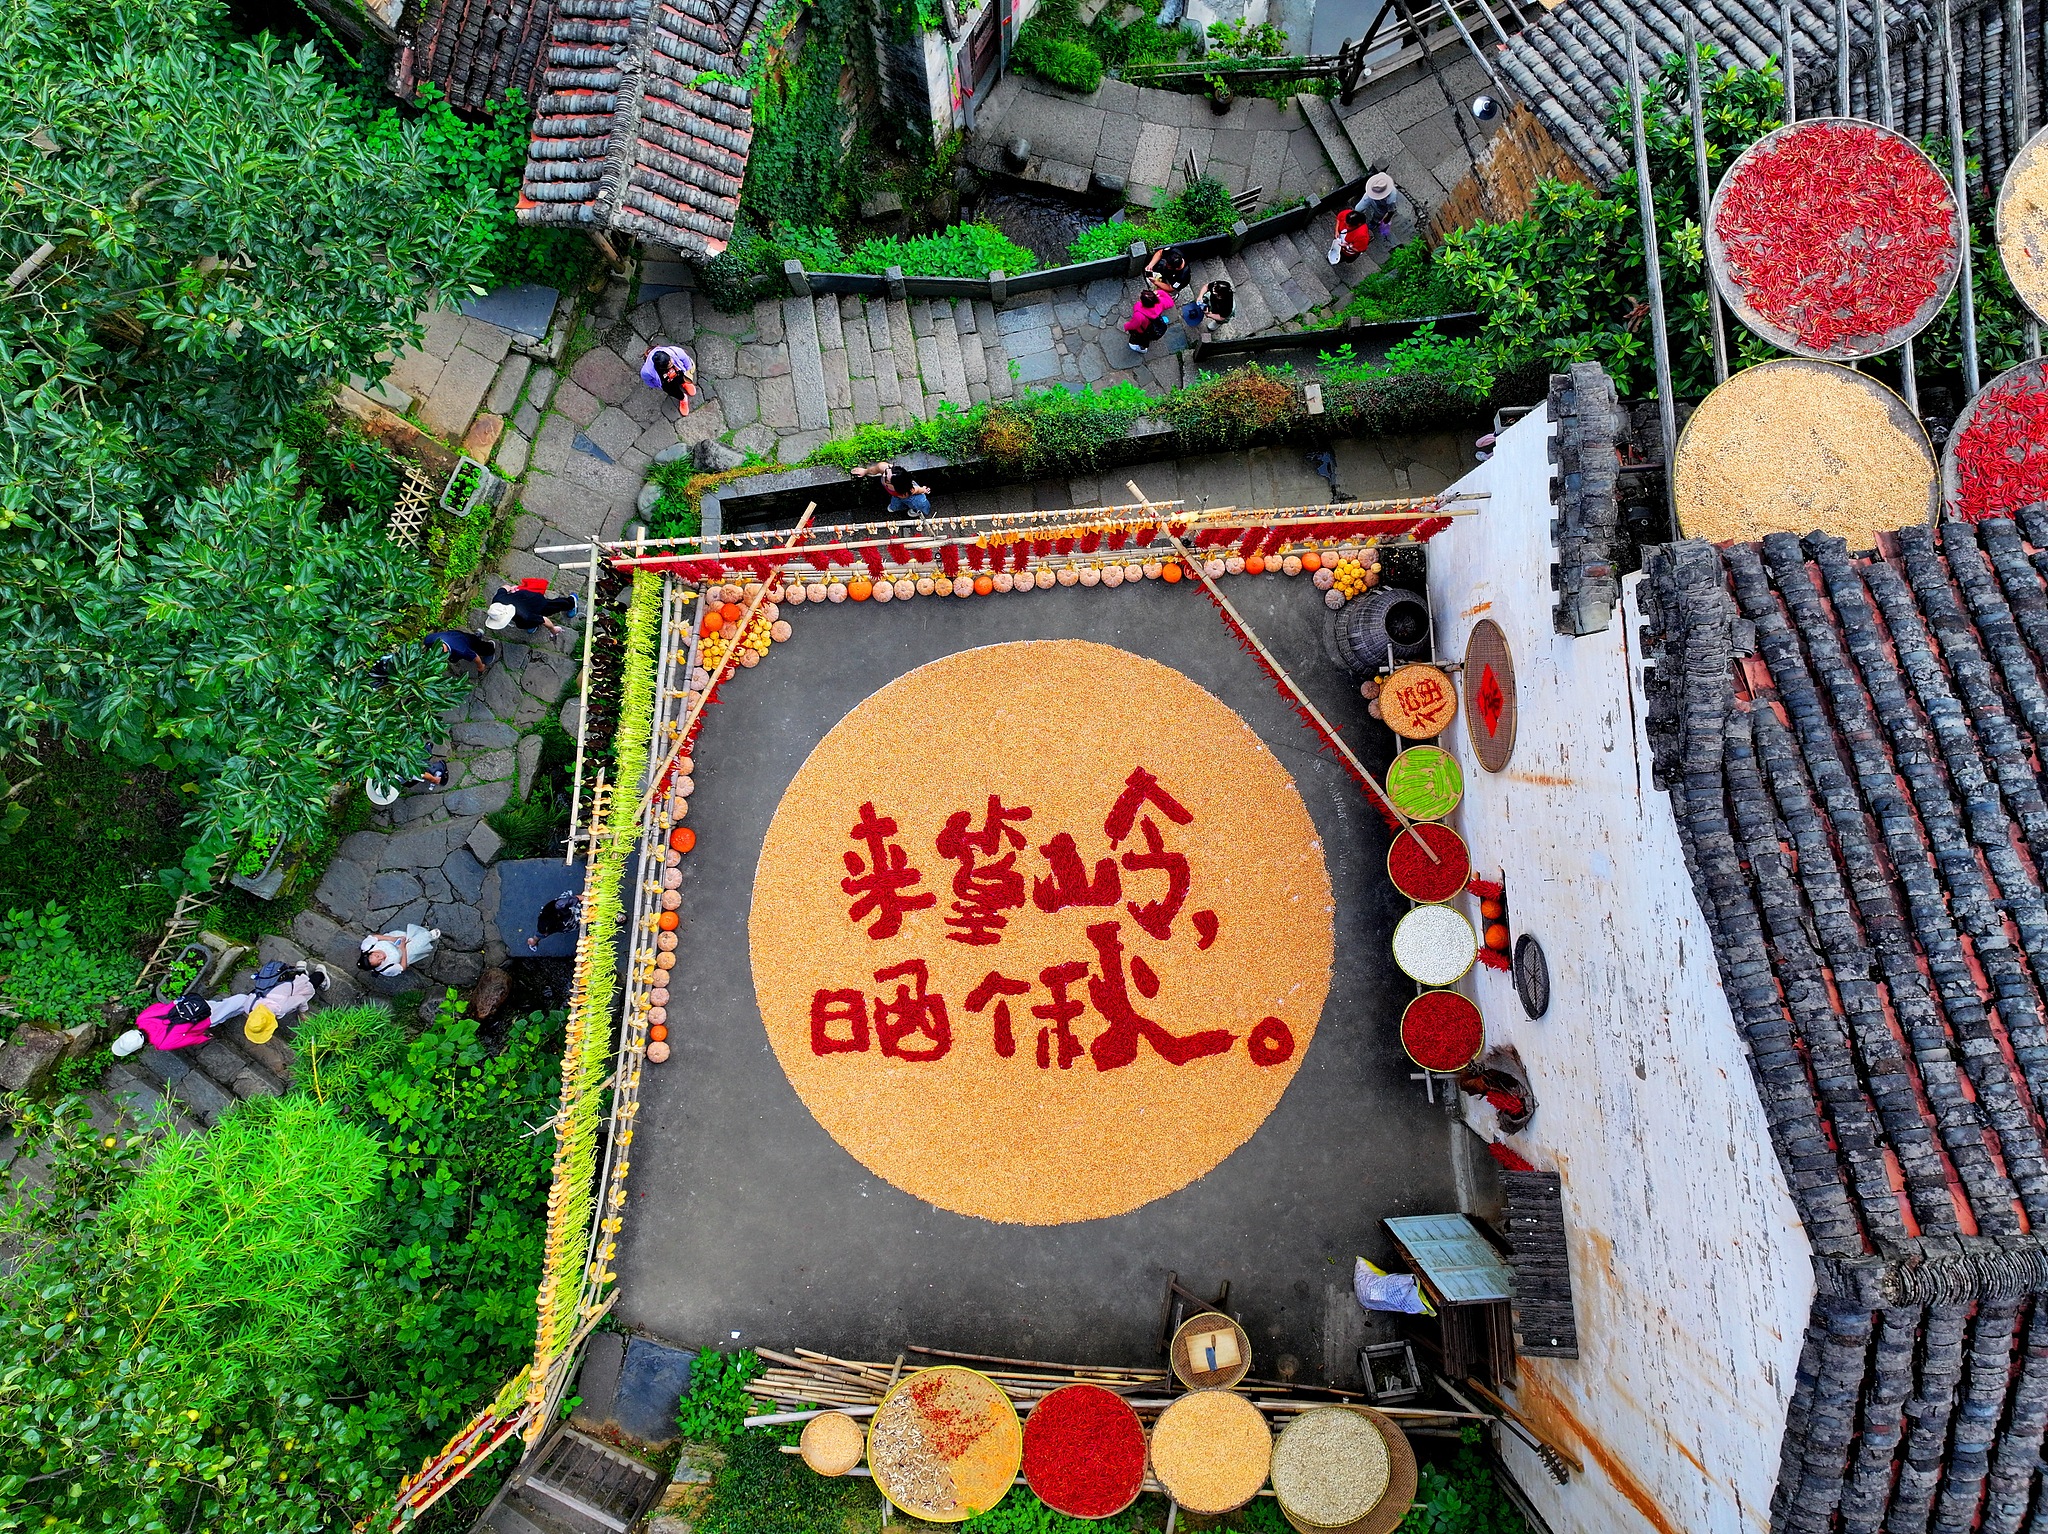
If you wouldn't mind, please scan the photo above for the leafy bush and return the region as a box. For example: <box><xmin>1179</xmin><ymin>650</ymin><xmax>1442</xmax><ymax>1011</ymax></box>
<box><xmin>678</xmin><ymin>1348</ymin><xmax>768</xmax><ymax>1442</ymax></box>
<box><xmin>1066</xmin><ymin>175</ymin><xmax>1236</xmax><ymax>262</ymax></box>
<box><xmin>1319</xmin><ymin>326</ymin><xmax>1495</xmax><ymax>403</ymax></box>
<box><xmin>848</xmin><ymin>223</ymin><xmax>1037</xmax><ymax>278</ymax></box>
<box><xmin>0</xmin><ymin>902</ymin><xmax>139</xmax><ymax>1033</ymax></box>
<box><xmin>807</xmin><ymin>381</ymin><xmax>1153</xmax><ymax>477</ymax></box>
<box><xmin>289</xmin><ymin>1001</ymin><xmax>404</xmax><ymax>1108</ymax></box>
<box><xmin>1089</xmin><ymin>0</ymin><xmax>1191</xmax><ymax>72</ymax></box>
<box><xmin>1207</xmin><ymin>16</ymin><xmax>1288</xmax><ymax>55</ymax></box>
<box><xmin>1014</xmin><ymin>0</ymin><xmax>1105</xmax><ymax>92</ymax></box>
<box><xmin>1068</xmin><ymin>219</ymin><xmax>1144</xmax><ymax>263</ymax></box>
<box><xmin>279</xmin><ymin>405</ymin><xmax>401</xmax><ymax>522</ymax></box>
<box><xmin>1400</xmin><ymin>1430</ymin><xmax>1530</xmax><ymax>1531</ymax></box>
<box><xmin>1159</xmin><ymin>362</ymin><xmax>1304</xmax><ymax>446</ymax></box>
<box><xmin>1338</xmin><ymin>237</ymin><xmax>1465</xmax><ymax>324</ymax></box>
<box><xmin>743</xmin><ymin>0</ymin><xmax>867</xmax><ymax>231</ymax></box>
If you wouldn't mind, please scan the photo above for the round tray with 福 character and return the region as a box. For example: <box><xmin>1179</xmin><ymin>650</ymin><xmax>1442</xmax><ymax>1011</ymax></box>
<box><xmin>1021</xmin><ymin>1382</ymin><xmax>1148</xmax><ymax>1519</ymax></box>
<box><xmin>1170</xmin><ymin>1311</ymin><xmax>1253</xmax><ymax>1389</ymax></box>
<box><xmin>800</xmin><ymin>1410</ymin><xmax>867</xmax><ymax>1476</ymax></box>
<box><xmin>1272</xmin><ymin>1406</ymin><xmax>1418</xmax><ymax>1534</ymax></box>
<box><xmin>1378</xmin><ymin>664</ymin><xmax>1459</xmax><ymax>741</ymax></box>
<box><xmin>866</xmin><ymin>1366</ymin><xmax>1023</xmax><ymax>1523</ymax></box>
<box><xmin>1149</xmin><ymin>1388</ymin><xmax>1274</xmax><ymax>1515</ymax></box>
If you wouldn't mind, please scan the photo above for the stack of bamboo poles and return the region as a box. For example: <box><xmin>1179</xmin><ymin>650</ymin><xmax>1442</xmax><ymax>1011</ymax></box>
<box><xmin>743</xmin><ymin>1346</ymin><xmax>1491</xmax><ymax>1436</ymax></box>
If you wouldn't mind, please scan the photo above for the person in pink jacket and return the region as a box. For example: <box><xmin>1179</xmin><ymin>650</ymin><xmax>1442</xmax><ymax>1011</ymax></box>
<box><xmin>1123</xmin><ymin>282</ymin><xmax>1176</xmax><ymax>354</ymax></box>
<box><xmin>110</xmin><ymin>966</ymin><xmax>329</xmax><ymax>1057</ymax></box>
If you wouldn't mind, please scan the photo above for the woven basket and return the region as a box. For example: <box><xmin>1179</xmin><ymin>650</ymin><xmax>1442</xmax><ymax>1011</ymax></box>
<box><xmin>1170</xmin><ymin>1312</ymin><xmax>1252</xmax><ymax>1390</ymax></box>
<box><xmin>1021</xmin><ymin>1383</ymin><xmax>1146</xmax><ymax>1520</ymax></box>
<box><xmin>1400</xmin><ymin>991</ymin><xmax>1484</xmax><ymax>1073</ymax></box>
<box><xmin>867</xmin><ymin>1366</ymin><xmax>1021</xmax><ymax>1523</ymax></box>
<box><xmin>1149</xmin><ymin>1388</ymin><xmax>1273</xmax><ymax>1514</ymax></box>
<box><xmin>1277</xmin><ymin>1408</ymin><xmax>1418</xmax><ymax>1534</ymax></box>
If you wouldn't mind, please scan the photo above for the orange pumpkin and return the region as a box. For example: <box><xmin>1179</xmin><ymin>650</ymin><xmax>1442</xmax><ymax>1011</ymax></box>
<box><xmin>669</xmin><ymin>826</ymin><xmax>697</xmax><ymax>853</ymax></box>
<box><xmin>702</xmin><ymin>613</ymin><xmax>723</xmax><ymax>635</ymax></box>
<box><xmin>1484</xmin><ymin>922</ymin><xmax>1511</xmax><ymax>951</ymax></box>
<box><xmin>658</xmin><ymin>911</ymin><xmax>679</xmax><ymax>931</ymax></box>
<box><xmin>1245</xmin><ymin>554</ymin><xmax>1266</xmax><ymax>575</ymax></box>
<box><xmin>1161</xmin><ymin>563</ymin><xmax>1183</xmax><ymax>583</ymax></box>
<box><xmin>1300</xmin><ymin>550</ymin><xmax>1323</xmax><ymax>572</ymax></box>
<box><xmin>720</xmin><ymin>602</ymin><xmax>741</xmax><ymax>622</ymax></box>
<box><xmin>849</xmin><ymin>577</ymin><xmax>873</xmax><ymax>601</ymax></box>
<box><xmin>649</xmin><ymin>1023</ymin><xmax>669</xmax><ymax>1042</ymax></box>
<box><xmin>974</xmin><ymin>575</ymin><xmax>994</xmax><ymax>595</ymax></box>
<box><xmin>1479</xmin><ymin>898</ymin><xmax>1505</xmax><ymax>921</ymax></box>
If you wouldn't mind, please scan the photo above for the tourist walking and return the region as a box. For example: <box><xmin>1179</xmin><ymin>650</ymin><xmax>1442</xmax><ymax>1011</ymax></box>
<box><xmin>1124</xmin><ymin>283</ymin><xmax>1176</xmax><ymax>354</ymax></box>
<box><xmin>527</xmin><ymin>889</ymin><xmax>582</xmax><ymax>950</ymax></box>
<box><xmin>425</xmin><ymin>629</ymin><xmax>494</xmax><ymax>678</ymax></box>
<box><xmin>641</xmin><ymin>343</ymin><xmax>698</xmax><ymax>417</ymax></box>
<box><xmin>1181</xmin><ymin>278</ymin><xmax>1235</xmax><ymax>338</ymax></box>
<box><xmin>851</xmin><ymin>461</ymin><xmax>932</xmax><ymax>517</ymax></box>
<box><xmin>1329</xmin><ymin>173</ymin><xmax>1398</xmax><ymax>264</ymax></box>
<box><xmin>111</xmin><ymin>964</ymin><xmax>329</xmax><ymax>1056</ymax></box>
<box><xmin>485</xmin><ymin>577</ymin><xmax>580</xmax><ymax>638</ymax></box>
<box><xmin>1145</xmin><ymin>243</ymin><xmax>1192</xmax><ymax>293</ymax></box>
<box><xmin>358</xmin><ymin>924</ymin><xmax>440</xmax><ymax>978</ymax></box>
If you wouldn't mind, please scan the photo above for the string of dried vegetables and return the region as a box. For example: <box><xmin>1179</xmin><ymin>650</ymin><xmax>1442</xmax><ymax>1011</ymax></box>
<box><xmin>1948</xmin><ymin>362</ymin><xmax>2048</xmax><ymax>521</ymax></box>
<box><xmin>1712</xmin><ymin>120</ymin><xmax>1958</xmax><ymax>353</ymax></box>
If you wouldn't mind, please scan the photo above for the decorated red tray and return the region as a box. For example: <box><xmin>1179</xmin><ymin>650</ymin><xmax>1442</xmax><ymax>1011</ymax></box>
<box><xmin>1387</xmin><ymin>822</ymin><xmax>1470</xmax><ymax>905</ymax></box>
<box><xmin>1943</xmin><ymin>359</ymin><xmax>2048</xmax><ymax>522</ymax></box>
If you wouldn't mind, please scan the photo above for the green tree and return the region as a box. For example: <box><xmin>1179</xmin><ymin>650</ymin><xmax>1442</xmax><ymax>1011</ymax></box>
<box><xmin>0</xmin><ymin>0</ymin><xmax>492</xmax><ymax>864</ymax></box>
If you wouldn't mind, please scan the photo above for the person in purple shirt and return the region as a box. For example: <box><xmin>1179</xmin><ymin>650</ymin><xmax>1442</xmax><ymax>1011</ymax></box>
<box><xmin>641</xmin><ymin>345</ymin><xmax>697</xmax><ymax>417</ymax></box>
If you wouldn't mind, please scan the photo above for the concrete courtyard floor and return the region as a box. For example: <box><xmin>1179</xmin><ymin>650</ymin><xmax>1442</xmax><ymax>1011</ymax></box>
<box><xmin>616</xmin><ymin>481</ymin><xmax>1471</xmax><ymax>1383</ymax></box>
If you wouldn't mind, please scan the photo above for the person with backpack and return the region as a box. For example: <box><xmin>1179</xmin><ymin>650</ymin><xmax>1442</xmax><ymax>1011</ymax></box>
<box><xmin>109</xmin><ymin>962</ymin><xmax>329</xmax><ymax>1057</ymax></box>
<box><xmin>850</xmin><ymin>462</ymin><xmax>933</xmax><ymax>518</ymax></box>
<box><xmin>425</xmin><ymin>629</ymin><xmax>494</xmax><ymax>679</ymax></box>
<box><xmin>641</xmin><ymin>344</ymin><xmax>698</xmax><ymax>417</ymax></box>
<box><xmin>1181</xmin><ymin>278</ymin><xmax>1235</xmax><ymax>338</ymax></box>
<box><xmin>484</xmin><ymin>577</ymin><xmax>580</xmax><ymax>639</ymax></box>
<box><xmin>1124</xmin><ymin>282</ymin><xmax>1176</xmax><ymax>354</ymax></box>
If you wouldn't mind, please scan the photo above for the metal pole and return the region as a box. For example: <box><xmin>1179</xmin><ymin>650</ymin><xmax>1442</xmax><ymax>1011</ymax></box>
<box><xmin>1630</xmin><ymin>25</ymin><xmax>1681</xmax><ymax>514</ymax></box>
<box><xmin>1782</xmin><ymin>0</ymin><xmax>1800</xmax><ymax>120</ymax></box>
<box><xmin>1472</xmin><ymin>0</ymin><xmax>1512</xmax><ymax>48</ymax></box>
<box><xmin>2014</xmin><ymin>0</ymin><xmax>2042</xmax><ymax>356</ymax></box>
<box><xmin>1686</xmin><ymin>16</ymin><xmax>1731</xmax><ymax>383</ymax></box>
<box><xmin>1942</xmin><ymin>0</ymin><xmax>1981</xmax><ymax>398</ymax></box>
<box><xmin>1871</xmin><ymin>0</ymin><xmax>1917</xmax><ymax>410</ymax></box>
<box><xmin>1837</xmin><ymin>0</ymin><xmax>1853</xmax><ymax>114</ymax></box>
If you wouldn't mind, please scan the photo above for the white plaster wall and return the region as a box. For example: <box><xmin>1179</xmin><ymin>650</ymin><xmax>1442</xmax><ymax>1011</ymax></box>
<box><xmin>1421</xmin><ymin>407</ymin><xmax>1813</xmax><ymax>1534</ymax></box>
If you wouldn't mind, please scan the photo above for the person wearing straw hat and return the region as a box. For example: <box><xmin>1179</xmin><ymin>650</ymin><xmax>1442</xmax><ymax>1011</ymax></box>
<box><xmin>484</xmin><ymin>578</ymin><xmax>580</xmax><ymax>639</ymax></box>
<box><xmin>1329</xmin><ymin>173</ymin><xmax>1399</xmax><ymax>263</ymax></box>
<box><xmin>110</xmin><ymin>966</ymin><xmax>328</xmax><ymax>1057</ymax></box>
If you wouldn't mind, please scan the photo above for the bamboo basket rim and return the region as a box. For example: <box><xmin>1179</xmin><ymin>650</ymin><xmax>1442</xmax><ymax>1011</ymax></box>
<box><xmin>1399</xmin><ymin>990</ymin><xmax>1484</xmax><ymax>1074</ymax></box>
<box><xmin>1386</xmin><ymin>822</ymin><xmax>1471</xmax><ymax>904</ymax></box>
<box><xmin>866</xmin><ymin>1365</ymin><xmax>1023</xmax><ymax>1524</ymax></box>
<box><xmin>1149</xmin><ymin>1387</ymin><xmax>1273</xmax><ymax>1514</ymax></box>
<box><xmin>1021</xmin><ymin>1382</ymin><xmax>1147</xmax><ymax>1520</ymax></box>
<box><xmin>800</xmin><ymin>1410</ymin><xmax>866</xmax><ymax>1476</ymax></box>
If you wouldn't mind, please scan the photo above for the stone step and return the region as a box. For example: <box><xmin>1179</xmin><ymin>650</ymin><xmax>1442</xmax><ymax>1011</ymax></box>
<box><xmin>1240</xmin><ymin>243</ymin><xmax>1304</xmax><ymax>325</ymax></box>
<box><xmin>167</xmin><ymin>1066</ymin><xmax>235</xmax><ymax>1126</ymax></box>
<box><xmin>1296</xmin><ymin>95</ymin><xmax>1365</xmax><ymax>184</ymax></box>
<box><xmin>1337</xmin><ymin>105</ymin><xmax>1403</xmax><ymax>179</ymax></box>
<box><xmin>929</xmin><ymin>315</ymin><xmax>971</xmax><ymax>409</ymax></box>
<box><xmin>1221</xmin><ymin>254</ymin><xmax>1277</xmax><ymax>334</ymax></box>
<box><xmin>104</xmin><ymin>1064</ymin><xmax>203</xmax><ymax>1136</ymax></box>
<box><xmin>781</xmin><ymin>296</ymin><xmax>830</xmax><ymax>433</ymax></box>
<box><xmin>1284</xmin><ymin>230</ymin><xmax>1337</xmax><ymax>302</ymax></box>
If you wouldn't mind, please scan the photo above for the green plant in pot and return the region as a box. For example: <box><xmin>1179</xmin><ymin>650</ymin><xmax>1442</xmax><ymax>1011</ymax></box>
<box><xmin>1207</xmin><ymin>76</ymin><xmax>1234</xmax><ymax>112</ymax></box>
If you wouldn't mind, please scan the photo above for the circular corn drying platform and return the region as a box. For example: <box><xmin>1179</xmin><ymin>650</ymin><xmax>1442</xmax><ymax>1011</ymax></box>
<box><xmin>1999</xmin><ymin>122</ymin><xmax>2048</xmax><ymax>323</ymax></box>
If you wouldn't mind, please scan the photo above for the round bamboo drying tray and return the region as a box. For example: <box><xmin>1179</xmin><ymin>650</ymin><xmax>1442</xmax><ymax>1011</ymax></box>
<box><xmin>800</xmin><ymin>1410</ymin><xmax>866</xmax><ymax>1476</ymax></box>
<box><xmin>1672</xmin><ymin>360</ymin><xmax>1937</xmax><ymax>546</ymax></box>
<box><xmin>1400</xmin><ymin>990</ymin><xmax>1485</xmax><ymax>1073</ymax></box>
<box><xmin>1940</xmin><ymin>358</ymin><xmax>2048</xmax><ymax>522</ymax></box>
<box><xmin>1171</xmin><ymin>1312</ymin><xmax>1253</xmax><ymax>1389</ymax></box>
<box><xmin>1391</xmin><ymin>905</ymin><xmax>1479</xmax><ymax>987</ymax></box>
<box><xmin>1385</xmin><ymin>745</ymin><xmax>1463</xmax><ymax>820</ymax></box>
<box><xmin>1149</xmin><ymin>1388</ymin><xmax>1273</xmax><ymax>1514</ymax></box>
<box><xmin>1705</xmin><ymin>117</ymin><xmax>1960</xmax><ymax>358</ymax></box>
<box><xmin>1021</xmin><ymin>1382</ymin><xmax>1147</xmax><ymax>1520</ymax></box>
<box><xmin>1276</xmin><ymin>1409</ymin><xmax>1417</xmax><ymax>1534</ymax></box>
<box><xmin>1386</xmin><ymin>822</ymin><xmax>1471</xmax><ymax>905</ymax></box>
<box><xmin>866</xmin><ymin>1366</ymin><xmax>1022</xmax><ymax>1523</ymax></box>
<box><xmin>1378</xmin><ymin>664</ymin><xmax>1459</xmax><ymax>740</ymax></box>
<box><xmin>1998</xmin><ymin>122</ymin><xmax>2048</xmax><ymax>324</ymax></box>
<box><xmin>1272</xmin><ymin>1405</ymin><xmax>1393</xmax><ymax>1529</ymax></box>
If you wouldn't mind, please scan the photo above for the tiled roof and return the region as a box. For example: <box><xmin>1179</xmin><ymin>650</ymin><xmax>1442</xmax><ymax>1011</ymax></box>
<box><xmin>413</xmin><ymin>0</ymin><xmax>560</xmax><ymax>112</ymax></box>
<box><xmin>517</xmin><ymin>0</ymin><xmax>755</xmax><ymax>257</ymax></box>
<box><xmin>1497</xmin><ymin>0</ymin><xmax>2040</xmax><ymax>196</ymax></box>
<box><xmin>1640</xmin><ymin>507</ymin><xmax>2048</xmax><ymax>1531</ymax></box>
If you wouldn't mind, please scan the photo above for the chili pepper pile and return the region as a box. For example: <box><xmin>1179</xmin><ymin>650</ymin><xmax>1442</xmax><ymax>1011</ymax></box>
<box><xmin>1951</xmin><ymin>364</ymin><xmax>2048</xmax><ymax>521</ymax></box>
<box><xmin>1400</xmin><ymin>990</ymin><xmax>1483</xmax><ymax>1072</ymax></box>
<box><xmin>1020</xmin><ymin>1384</ymin><xmax>1147</xmax><ymax>1518</ymax></box>
<box><xmin>1387</xmin><ymin>822</ymin><xmax>1470</xmax><ymax>904</ymax></box>
<box><xmin>1713</xmin><ymin>120</ymin><xmax>1957</xmax><ymax>352</ymax></box>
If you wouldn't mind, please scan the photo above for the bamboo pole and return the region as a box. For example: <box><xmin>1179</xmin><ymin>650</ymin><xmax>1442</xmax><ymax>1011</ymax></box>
<box><xmin>637</xmin><ymin>503</ymin><xmax>816</xmax><ymax>823</ymax></box>
<box><xmin>1685</xmin><ymin>16</ymin><xmax>1731</xmax><ymax>385</ymax></box>
<box><xmin>563</xmin><ymin>549</ymin><xmax>604</xmax><ymax>863</ymax></box>
<box><xmin>1941</xmin><ymin>0</ymin><xmax>1981</xmax><ymax>399</ymax></box>
<box><xmin>1132</xmin><ymin>480</ymin><xmax>1436</xmax><ymax>861</ymax></box>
